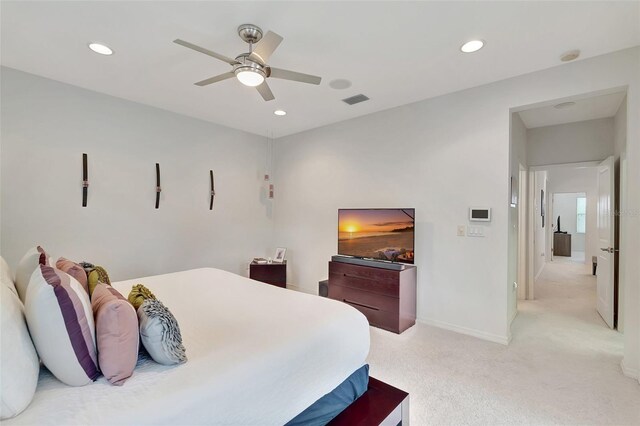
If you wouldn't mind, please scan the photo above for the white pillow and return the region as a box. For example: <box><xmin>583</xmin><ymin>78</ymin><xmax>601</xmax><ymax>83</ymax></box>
<box><xmin>0</xmin><ymin>284</ymin><xmax>39</xmax><ymax>419</ymax></box>
<box><xmin>15</xmin><ymin>246</ymin><xmax>49</xmax><ymax>302</ymax></box>
<box><xmin>24</xmin><ymin>264</ymin><xmax>99</xmax><ymax>386</ymax></box>
<box><xmin>0</xmin><ymin>256</ymin><xmax>17</xmax><ymax>296</ymax></box>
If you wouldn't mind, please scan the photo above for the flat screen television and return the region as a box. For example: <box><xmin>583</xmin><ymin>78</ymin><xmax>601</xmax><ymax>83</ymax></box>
<box><xmin>338</xmin><ymin>208</ymin><xmax>415</xmax><ymax>264</ymax></box>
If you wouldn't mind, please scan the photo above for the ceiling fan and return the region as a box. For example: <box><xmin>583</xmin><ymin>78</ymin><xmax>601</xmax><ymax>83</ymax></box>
<box><xmin>174</xmin><ymin>24</ymin><xmax>322</xmax><ymax>101</ymax></box>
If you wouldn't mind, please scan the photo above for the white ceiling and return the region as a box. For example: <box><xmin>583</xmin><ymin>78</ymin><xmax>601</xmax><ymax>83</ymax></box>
<box><xmin>518</xmin><ymin>91</ymin><xmax>627</xmax><ymax>129</ymax></box>
<box><xmin>1</xmin><ymin>1</ymin><xmax>639</xmax><ymax>138</ymax></box>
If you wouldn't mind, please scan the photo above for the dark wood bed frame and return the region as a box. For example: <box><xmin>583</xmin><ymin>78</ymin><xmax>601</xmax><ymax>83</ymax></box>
<box><xmin>328</xmin><ymin>376</ymin><xmax>409</xmax><ymax>426</ymax></box>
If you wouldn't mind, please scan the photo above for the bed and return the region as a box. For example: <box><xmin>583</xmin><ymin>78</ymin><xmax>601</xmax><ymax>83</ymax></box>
<box><xmin>6</xmin><ymin>267</ymin><xmax>370</xmax><ymax>425</ymax></box>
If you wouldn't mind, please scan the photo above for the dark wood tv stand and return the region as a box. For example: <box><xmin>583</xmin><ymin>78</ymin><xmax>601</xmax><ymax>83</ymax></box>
<box><xmin>328</xmin><ymin>261</ymin><xmax>417</xmax><ymax>334</ymax></box>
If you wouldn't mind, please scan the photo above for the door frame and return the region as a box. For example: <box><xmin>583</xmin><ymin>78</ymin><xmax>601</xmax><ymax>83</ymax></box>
<box><xmin>517</xmin><ymin>164</ymin><xmax>528</xmax><ymax>300</ymax></box>
<box><xmin>526</xmin><ymin>161</ymin><xmax>600</xmax><ymax>300</ymax></box>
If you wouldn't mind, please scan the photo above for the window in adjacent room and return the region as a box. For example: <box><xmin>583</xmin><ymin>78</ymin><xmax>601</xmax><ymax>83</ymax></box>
<box><xmin>576</xmin><ymin>197</ymin><xmax>586</xmax><ymax>234</ymax></box>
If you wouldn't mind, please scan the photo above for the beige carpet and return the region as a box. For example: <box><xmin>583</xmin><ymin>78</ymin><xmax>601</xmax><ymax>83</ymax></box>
<box><xmin>366</xmin><ymin>259</ymin><xmax>640</xmax><ymax>425</ymax></box>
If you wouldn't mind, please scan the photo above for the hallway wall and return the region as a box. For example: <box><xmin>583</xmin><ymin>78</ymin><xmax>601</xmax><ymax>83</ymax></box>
<box><xmin>527</xmin><ymin>118</ymin><xmax>614</xmax><ymax>166</ymax></box>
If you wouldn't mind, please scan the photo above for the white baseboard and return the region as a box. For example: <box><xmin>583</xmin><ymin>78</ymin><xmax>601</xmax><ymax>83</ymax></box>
<box><xmin>417</xmin><ymin>317</ymin><xmax>510</xmax><ymax>346</ymax></box>
<box><xmin>621</xmin><ymin>359</ymin><xmax>639</xmax><ymax>380</ymax></box>
<box><xmin>534</xmin><ymin>263</ymin><xmax>545</xmax><ymax>281</ymax></box>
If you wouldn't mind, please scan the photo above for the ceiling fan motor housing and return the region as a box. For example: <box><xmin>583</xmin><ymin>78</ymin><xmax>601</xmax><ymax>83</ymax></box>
<box><xmin>237</xmin><ymin>24</ymin><xmax>263</xmax><ymax>44</ymax></box>
<box><xmin>233</xmin><ymin>53</ymin><xmax>267</xmax><ymax>79</ymax></box>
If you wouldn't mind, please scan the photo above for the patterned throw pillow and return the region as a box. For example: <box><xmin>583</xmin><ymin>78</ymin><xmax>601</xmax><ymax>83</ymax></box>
<box><xmin>56</xmin><ymin>258</ymin><xmax>89</xmax><ymax>295</ymax></box>
<box><xmin>24</xmin><ymin>264</ymin><xmax>99</xmax><ymax>386</ymax></box>
<box><xmin>86</xmin><ymin>266</ymin><xmax>111</xmax><ymax>297</ymax></box>
<box><xmin>91</xmin><ymin>283</ymin><xmax>139</xmax><ymax>386</ymax></box>
<box><xmin>128</xmin><ymin>284</ymin><xmax>156</xmax><ymax>310</ymax></box>
<box><xmin>138</xmin><ymin>298</ymin><xmax>187</xmax><ymax>365</ymax></box>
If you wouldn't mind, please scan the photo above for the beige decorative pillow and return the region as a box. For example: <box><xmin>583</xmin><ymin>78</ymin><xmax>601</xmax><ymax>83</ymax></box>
<box><xmin>0</xmin><ymin>285</ymin><xmax>39</xmax><ymax>419</ymax></box>
<box><xmin>0</xmin><ymin>256</ymin><xmax>17</xmax><ymax>296</ymax></box>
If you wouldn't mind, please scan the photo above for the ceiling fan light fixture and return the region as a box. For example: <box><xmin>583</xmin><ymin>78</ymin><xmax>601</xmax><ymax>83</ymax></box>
<box><xmin>235</xmin><ymin>68</ymin><xmax>265</xmax><ymax>87</ymax></box>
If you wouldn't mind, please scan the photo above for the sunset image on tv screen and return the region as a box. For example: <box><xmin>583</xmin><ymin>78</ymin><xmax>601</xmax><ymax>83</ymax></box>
<box><xmin>338</xmin><ymin>209</ymin><xmax>414</xmax><ymax>264</ymax></box>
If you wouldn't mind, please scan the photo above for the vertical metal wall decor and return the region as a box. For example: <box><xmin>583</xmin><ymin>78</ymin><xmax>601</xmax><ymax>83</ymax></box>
<box><xmin>155</xmin><ymin>163</ymin><xmax>161</xmax><ymax>209</ymax></box>
<box><xmin>82</xmin><ymin>153</ymin><xmax>89</xmax><ymax>207</ymax></box>
<box><xmin>209</xmin><ymin>170</ymin><xmax>216</xmax><ymax>210</ymax></box>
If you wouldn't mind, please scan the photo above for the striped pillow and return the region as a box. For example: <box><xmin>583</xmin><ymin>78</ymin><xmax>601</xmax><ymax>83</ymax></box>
<box><xmin>15</xmin><ymin>246</ymin><xmax>49</xmax><ymax>302</ymax></box>
<box><xmin>24</xmin><ymin>264</ymin><xmax>99</xmax><ymax>386</ymax></box>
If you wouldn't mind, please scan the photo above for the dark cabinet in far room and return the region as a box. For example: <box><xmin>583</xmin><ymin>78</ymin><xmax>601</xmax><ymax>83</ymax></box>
<box><xmin>249</xmin><ymin>261</ymin><xmax>287</xmax><ymax>288</ymax></box>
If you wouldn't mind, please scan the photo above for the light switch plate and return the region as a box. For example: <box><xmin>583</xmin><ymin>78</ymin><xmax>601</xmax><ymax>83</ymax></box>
<box><xmin>457</xmin><ymin>225</ymin><xmax>466</xmax><ymax>236</ymax></box>
<box><xmin>467</xmin><ymin>226</ymin><xmax>485</xmax><ymax>237</ymax></box>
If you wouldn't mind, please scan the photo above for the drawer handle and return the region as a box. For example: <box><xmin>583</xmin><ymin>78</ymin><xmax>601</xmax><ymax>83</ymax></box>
<box><xmin>343</xmin><ymin>273</ymin><xmax>368</xmax><ymax>280</ymax></box>
<box><xmin>343</xmin><ymin>299</ymin><xmax>379</xmax><ymax>311</ymax></box>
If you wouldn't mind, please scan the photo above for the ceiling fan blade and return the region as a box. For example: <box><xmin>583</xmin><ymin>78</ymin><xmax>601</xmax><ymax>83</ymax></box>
<box><xmin>256</xmin><ymin>81</ymin><xmax>275</xmax><ymax>102</ymax></box>
<box><xmin>195</xmin><ymin>72</ymin><xmax>235</xmax><ymax>86</ymax></box>
<box><xmin>269</xmin><ymin>67</ymin><xmax>321</xmax><ymax>85</ymax></box>
<box><xmin>248</xmin><ymin>31</ymin><xmax>284</xmax><ymax>64</ymax></box>
<box><xmin>173</xmin><ymin>39</ymin><xmax>238</xmax><ymax>65</ymax></box>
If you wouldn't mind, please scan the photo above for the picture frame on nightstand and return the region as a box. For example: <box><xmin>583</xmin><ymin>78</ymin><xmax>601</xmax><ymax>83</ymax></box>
<box><xmin>274</xmin><ymin>247</ymin><xmax>287</xmax><ymax>263</ymax></box>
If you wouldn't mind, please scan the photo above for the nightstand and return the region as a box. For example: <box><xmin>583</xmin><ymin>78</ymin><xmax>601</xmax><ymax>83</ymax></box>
<box><xmin>249</xmin><ymin>261</ymin><xmax>286</xmax><ymax>288</ymax></box>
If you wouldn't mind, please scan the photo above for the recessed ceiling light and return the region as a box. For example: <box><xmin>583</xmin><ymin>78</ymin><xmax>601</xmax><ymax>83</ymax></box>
<box><xmin>460</xmin><ymin>40</ymin><xmax>484</xmax><ymax>53</ymax></box>
<box><xmin>274</xmin><ymin>110</ymin><xmax>287</xmax><ymax>116</ymax></box>
<box><xmin>554</xmin><ymin>101</ymin><xmax>576</xmax><ymax>109</ymax></box>
<box><xmin>560</xmin><ymin>50</ymin><xmax>580</xmax><ymax>62</ymax></box>
<box><xmin>88</xmin><ymin>42</ymin><xmax>113</xmax><ymax>55</ymax></box>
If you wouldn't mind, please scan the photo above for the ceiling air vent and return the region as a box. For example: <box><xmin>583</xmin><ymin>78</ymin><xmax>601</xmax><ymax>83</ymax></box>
<box><xmin>342</xmin><ymin>94</ymin><xmax>370</xmax><ymax>105</ymax></box>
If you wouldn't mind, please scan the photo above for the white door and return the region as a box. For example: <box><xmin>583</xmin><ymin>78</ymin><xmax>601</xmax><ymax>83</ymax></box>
<box><xmin>597</xmin><ymin>156</ymin><xmax>615</xmax><ymax>329</ymax></box>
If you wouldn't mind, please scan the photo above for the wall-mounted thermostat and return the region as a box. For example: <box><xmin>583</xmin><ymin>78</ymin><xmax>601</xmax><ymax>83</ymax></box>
<box><xmin>469</xmin><ymin>207</ymin><xmax>491</xmax><ymax>222</ymax></box>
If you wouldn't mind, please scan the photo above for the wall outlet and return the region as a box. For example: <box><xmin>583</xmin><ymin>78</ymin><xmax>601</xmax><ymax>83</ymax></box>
<box><xmin>457</xmin><ymin>225</ymin><xmax>466</xmax><ymax>236</ymax></box>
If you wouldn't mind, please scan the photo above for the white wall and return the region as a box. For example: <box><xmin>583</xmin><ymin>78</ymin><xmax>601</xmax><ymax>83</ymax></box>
<box><xmin>0</xmin><ymin>68</ymin><xmax>273</xmax><ymax>280</ymax></box>
<box><xmin>273</xmin><ymin>47</ymin><xmax>640</xmax><ymax>352</ymax></box>
<box><xmin>527</xmin><ymin>118</ymin><xmax>614</xmax><ymax>166</ymax></box>
<box><xmin>553</xmin><ymin>192</ymin><xmax>586</xmax><ymax>252</ymax></box>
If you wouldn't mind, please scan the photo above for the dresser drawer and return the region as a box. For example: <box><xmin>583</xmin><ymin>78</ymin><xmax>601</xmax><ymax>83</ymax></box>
<box><xmin>328</xmin><ymin>284</ymin><xmax>399</xmax><ymax>314</ymax></box>
<box><xmin>329</xmin><ymin>262</ymin><xmax>399</xmax><ymax>297</ymax></box>
<box><xmin>346</xmin><ymin>302</ymin><xmax>399</xmax><ymax>333</ymax></box>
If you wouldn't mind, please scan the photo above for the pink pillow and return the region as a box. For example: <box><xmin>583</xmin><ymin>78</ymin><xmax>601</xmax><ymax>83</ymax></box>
<box><xmin>56</xmin><ymin>258</ymin><xmax>89</xmax><ymax>295</ymax></box>
<box><xmin>91</xmin><ymin>283</ymin><xmax>139</xmax><ymax>386</ymax></box>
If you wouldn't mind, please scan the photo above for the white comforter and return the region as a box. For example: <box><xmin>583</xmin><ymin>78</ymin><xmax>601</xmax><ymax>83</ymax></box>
<box><xmin>7</xmin><ymin>268</ymin><xmax>370</xmax><ymax>425</ymax></box>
